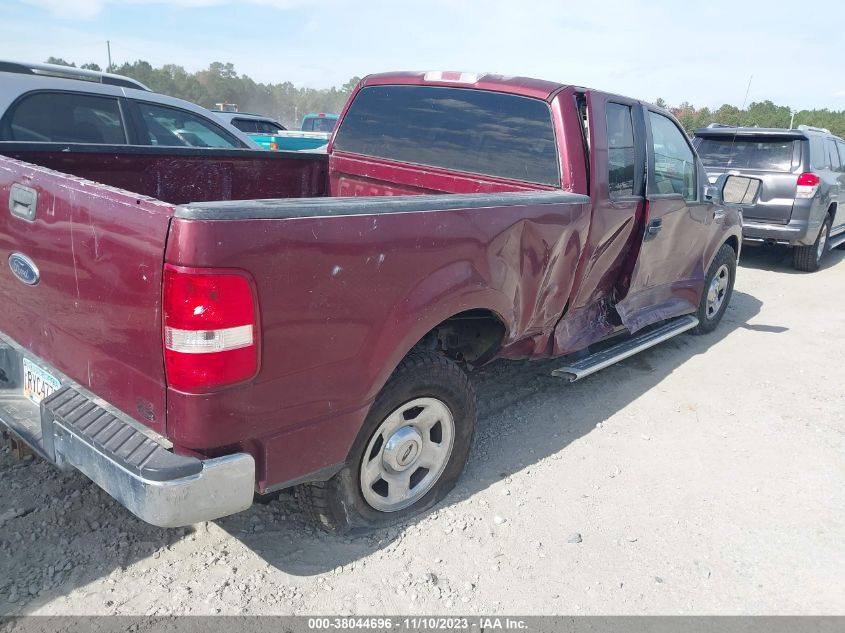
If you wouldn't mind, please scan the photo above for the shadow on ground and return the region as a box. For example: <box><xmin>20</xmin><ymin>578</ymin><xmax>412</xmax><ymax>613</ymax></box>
<box><xmin>739</xmin><ymin>243</ymin><xmax>845</xmax><ymax>275</ymax></box>
<box><xmin>2</xmin><ymin>289</ymin><xmax>787</xmax><ymax>610</ymax></box>
<box><xmin>217</xmin><ymin>289</ymin><xmax>778</xmax><ymax>575</ymax></box>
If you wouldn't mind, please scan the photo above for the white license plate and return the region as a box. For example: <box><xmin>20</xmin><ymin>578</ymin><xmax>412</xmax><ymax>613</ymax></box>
<box><xmin>22</xmin><ymin>358</ymin><xmax>61</xmax><ymax>406</ymax></box>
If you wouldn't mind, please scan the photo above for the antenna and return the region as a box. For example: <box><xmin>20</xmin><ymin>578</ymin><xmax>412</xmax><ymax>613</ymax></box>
<box><xmin>726</xmin><ymin>75</ymin><xmax>753</xmax><ymax>171</ymax></box>
<box><xmin>106</xmin><ymin>40</ymin><xmax>112</xmax><ymax>72</ymax></box>
<box><xmin>740</xmin><ymin>75</ymin><xmax>753</xmax><ymax>112</ymax></box>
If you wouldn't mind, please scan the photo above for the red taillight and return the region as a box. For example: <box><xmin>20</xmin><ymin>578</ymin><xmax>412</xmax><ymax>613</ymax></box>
<box><xmin>797</xmin><ymin>172</ymin><xmax>820</xmax><ymax>187</ymax></box>
<box><xmin>163</xmin><ymin>265</ymin><xmax>258</xmax><ymax>391</ymax></box>
<box><xmin>796</xmin><ymin>172</ymin><xmax>820</xmax><ymax>199</ymax></box>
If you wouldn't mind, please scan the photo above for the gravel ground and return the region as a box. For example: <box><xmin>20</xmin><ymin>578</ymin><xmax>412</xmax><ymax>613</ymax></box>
<box><xmin>2</xmin><ymin>245</ymin><xmax>844</xmax><ymax>616</ymax></box>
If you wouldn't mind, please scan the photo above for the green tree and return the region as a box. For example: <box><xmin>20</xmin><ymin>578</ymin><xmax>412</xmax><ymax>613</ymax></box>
<box><xmin>45</xmin><ymin>57</ymin><xmax>75</xmax><ymax>67</ymax></box>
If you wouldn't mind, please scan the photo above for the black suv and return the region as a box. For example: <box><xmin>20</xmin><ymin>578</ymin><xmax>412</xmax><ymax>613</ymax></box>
<box><xmin>694</xmin><ymin>124</ymin><xmax>845</xmax><ymax>271</ymax></box>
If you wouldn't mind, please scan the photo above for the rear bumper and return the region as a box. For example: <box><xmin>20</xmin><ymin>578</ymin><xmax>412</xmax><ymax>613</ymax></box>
<box><xmin>742</xmin><ymin>220</ymin><xmax>812</xmax><ymax>245</ymax></box>
<box><xmin>742</xmin><ymin>199</ymin><xmax>821</xmax><ymax>246</ymax></box>
<box><xmin>0</xmin><ymin>334</ymin><xmax>255</xmax><ymax>527</ymax></box>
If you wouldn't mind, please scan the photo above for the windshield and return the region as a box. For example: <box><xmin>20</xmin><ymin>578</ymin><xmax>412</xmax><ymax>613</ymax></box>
<box><xmin>695</xmin><ymin>136</ymin><xmax>797</xmax><ymax>172</ymax></box>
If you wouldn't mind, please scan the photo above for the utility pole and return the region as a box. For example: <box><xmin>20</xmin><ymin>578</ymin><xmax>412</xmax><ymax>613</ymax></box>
<box><xmin>789</xmin><ymin>109</ymin><xmax>796</xmax><ymax>130</ymax></box>
<box><xmin>106</xmin><ymin>41</ymin><xmax>112</xmax><ymax>72</ymax></box>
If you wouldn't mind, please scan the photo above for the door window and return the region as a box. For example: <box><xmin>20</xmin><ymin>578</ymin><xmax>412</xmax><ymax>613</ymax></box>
<box><xmin>2</xmin><ymin>91</ymin><xmax>126</xmax><ymax>144</ymax></box>
<box><xmin>135</xmin><ymin>102</ymin><xmax>242</xmax><ymax>148</ymax></box>
<box><xmin>648</xmin><ymin>111</ymin><xmax>696</xmax><ymax>201</ymax></box>
<box><xmin>253</xmin><ymin>120</ymin><xmax>285</xmax><ymax>134</ymax></box>
<box><xmin>605</xmin><ymin>103</ymin><xmax>636</xmax><ymax>197</ymax></box>
<box><xmin>837</xmin><ymin>141</ymin><xmax>845</xmax><ymax>172</ymax></box>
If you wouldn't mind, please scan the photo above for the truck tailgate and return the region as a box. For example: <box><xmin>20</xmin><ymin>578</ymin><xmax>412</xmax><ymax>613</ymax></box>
<box><xmin>0</xmin><ymin>155</ymin><xmax>172</xmax><ymax>434</ymax></box>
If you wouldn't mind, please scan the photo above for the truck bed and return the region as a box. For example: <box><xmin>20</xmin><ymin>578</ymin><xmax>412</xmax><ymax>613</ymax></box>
<box><xmin>0</xmin><ymin>144</ymin><xmax>328</xmax><ymax>204</ymax></box>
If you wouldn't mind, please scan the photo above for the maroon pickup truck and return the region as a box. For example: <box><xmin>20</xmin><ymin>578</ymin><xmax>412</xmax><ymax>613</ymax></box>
<box><xmin>0</xmin><ymin>71</ymin><xmax>758</xmax><ymax>533</ymax></box>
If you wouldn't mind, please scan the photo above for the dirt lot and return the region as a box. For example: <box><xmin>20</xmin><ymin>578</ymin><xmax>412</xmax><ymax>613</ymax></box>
<box><xmin>2</xmin><ymin>246</ymin><xmax>844</xmax><ymax>616</ymax></box>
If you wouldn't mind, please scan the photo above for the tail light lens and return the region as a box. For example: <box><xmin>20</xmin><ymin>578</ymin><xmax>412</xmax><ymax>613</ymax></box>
<box><xmin>163</xmin><ymin>265</ymin><xmax>258</xmax><ymax>391</ymax></box>
<box><xmin>796</xmin><ymin>173</ymin><xmax>820</xmax><ymax>199</ymax></box>
<box><xmin>270</xmin><ymin>142</ymin><xmax>278</xmax><ymax>150</ymax></box>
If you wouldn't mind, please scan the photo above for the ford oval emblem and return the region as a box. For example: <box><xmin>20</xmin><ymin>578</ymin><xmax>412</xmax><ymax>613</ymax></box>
<box><xmin>8</xmin><ymin>253</ymin><xmax>40</xmax><ymax>286</ymax></box>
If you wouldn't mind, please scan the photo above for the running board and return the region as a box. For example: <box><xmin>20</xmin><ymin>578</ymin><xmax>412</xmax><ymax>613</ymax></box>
<box><xmin>551</xmin><ymin>315</ymin><xmax>699</xmax><ymax>382</ymax></box>
<box><xmin>829</xmin><ymin>233</ymin><xmax>845</xmax><ymax>249</ymax></box>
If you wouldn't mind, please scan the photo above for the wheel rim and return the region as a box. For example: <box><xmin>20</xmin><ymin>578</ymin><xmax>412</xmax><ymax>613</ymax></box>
<box><xmin>817</xmin><ymin>224</ymin><xmax>829</xmax><ymax>262</ymax></box>
<box><xmin>360</xmin><ymin>397</ymin><xmax>455</xmax><ymax>512</ymax></box>
<box><xmin>705</xmin><ymin>264</ymin><xmax>730</xmax><ymax>319</ymax></box>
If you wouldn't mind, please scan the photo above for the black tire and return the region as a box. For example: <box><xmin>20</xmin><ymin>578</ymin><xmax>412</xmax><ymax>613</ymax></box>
<box><xmin>793</xmin><ymin>217</ymin><xmax>831</xmax><ymax>272</ymax></box>
<box><xmin>692</xmin><ymin>243</ymin><xmax>736</xmax><ymax>335</ymax></box>
<box><xmin>298</xmin><ymin>351</ymin><xmax>476</xmax><ymax>535</ymax></box>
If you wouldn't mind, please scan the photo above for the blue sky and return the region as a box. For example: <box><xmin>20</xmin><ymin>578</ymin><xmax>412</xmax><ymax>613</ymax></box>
<box><xmin>2</xmin><ymin>0</ymin><xmax>843</xmax><ymax>110</ymax></box>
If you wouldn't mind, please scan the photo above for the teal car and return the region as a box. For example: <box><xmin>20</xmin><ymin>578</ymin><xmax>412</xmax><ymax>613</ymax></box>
<box><xmin>300</xmin><ymin>113</ymin><xmax>339</xmax><ymax>133</ymax></box>
<box><xmin>214</xmin><ymin>111</ymin><xmax>337</xmax><ymax>151</ymax></box>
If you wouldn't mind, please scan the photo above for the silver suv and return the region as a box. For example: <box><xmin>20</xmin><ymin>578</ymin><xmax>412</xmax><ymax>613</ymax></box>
<box><xmin>0</xmin><ymin>60</ymin><xmax>260</xmax><ymax>150</ymax></box>
<box><xmin>694</xmin><ymin>124</ymin><xmax>845</xmax><ymax>271</ymax></box>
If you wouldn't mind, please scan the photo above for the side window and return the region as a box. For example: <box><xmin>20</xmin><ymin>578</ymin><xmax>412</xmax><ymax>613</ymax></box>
<box><xmin>135</xmin><ymin>102</ymin><xmax>242</xmax><ymax>148</ymax></box>
<box><xmin>837</xmin><ymin>142</ymin><xmax>845</xmax><ymax>172</ymax></box>
<box><xmin>230</xmin><ymin>118</ymin><xmax>256</xmax><ymax>133</ymax></box>
<box><xmin>826</xmin><ymin>139</ymin><xmax>841</xmax><ymax>171</ymax></box>
<box><xmin>605</xmin><ymin>103</ymin><xmax>635</xmax><ymax>197</ymax></box>
<box><xmin>648</xmin><ymin>111</ymin><xmax>696</xmax><ymax>201</ymax></box>
<box><xmin>2</xmin><ymin>92</ymin><xmax>126</xmax><ymax>144</ymax></box>
<box><xmin>809</xmin><ymin>137</ymin><xmax>828</xmax><ymax>170</ymax></box>
<box><xmin>255</xmin><ymin>120</ymin><xmax>284</xmax><ymax>134</ymax></box>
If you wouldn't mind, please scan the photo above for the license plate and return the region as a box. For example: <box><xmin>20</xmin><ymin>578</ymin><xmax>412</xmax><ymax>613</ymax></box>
<box><xmin>22</xmin><ymin>358</ymin><xmax>61</xmax><ymax>406</ymax></box>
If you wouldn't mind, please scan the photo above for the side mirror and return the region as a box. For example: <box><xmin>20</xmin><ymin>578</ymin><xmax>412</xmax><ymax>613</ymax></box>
<box><xmin>705</xmin><ymin>173</ymin><xmax>762</xmax><ymax>206</ymax></box>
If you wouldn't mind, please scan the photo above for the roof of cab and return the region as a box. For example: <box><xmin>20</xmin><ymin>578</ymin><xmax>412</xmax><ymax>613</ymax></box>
<box><xmin>361</xmin><ymin>71</ymin><xmax>567</xmax><ymax>101</ymax></box>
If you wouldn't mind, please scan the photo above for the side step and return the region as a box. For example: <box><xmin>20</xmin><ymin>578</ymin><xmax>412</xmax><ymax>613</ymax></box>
<box><xmin>551</xmin><ymin>315</ymin><xmax>699</xmax><ymax>382</ymax></box>
<box><xmin>829</xmin><ymin>232</ymin><xmax>845</xmax><ymax>250</ymax></box>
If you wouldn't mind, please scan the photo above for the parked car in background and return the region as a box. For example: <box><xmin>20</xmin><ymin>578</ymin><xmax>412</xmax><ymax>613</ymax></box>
<box><xmin>213</xmin><ymin>111</ymin><xmax>288</xmax><ymax>150</ymax></box>
<box><xmin>215</xmin><ymin>110</ymin><xmax>334</xmax><ymax>151</ymax></box>
<box><xmin>693</xmin><ymin>124</ymin><xmax>845</xmax><ymax>271</ymax></box>
<box><xmin>0</xmin><ymin>70</ymin><xmax>757</xmax><ymax>533</ymax></box>
<box><xmin>300</xmin><ymin>112</ymin><xmax>338</xmax><ymax>132</ymax></box>
<box><xmin>0</xmin><ymin>60</ymin><xmax>260</xmax><ymax>150</ymax></box>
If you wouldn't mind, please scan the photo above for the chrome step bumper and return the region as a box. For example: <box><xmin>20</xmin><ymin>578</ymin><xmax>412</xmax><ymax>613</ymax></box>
<box><xmin>552</xmin><ymin>315</ymin><xmax>699</xmax><ymax>382</ymax></box>
<box><xmin>1</xmin><ymin>335</ymin><xmax>254</xmax><ymax>528</ymax></box>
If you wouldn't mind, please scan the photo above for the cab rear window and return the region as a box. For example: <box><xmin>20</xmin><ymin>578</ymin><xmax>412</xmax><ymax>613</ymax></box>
<box><xmin>695</xmin><ymin>136</ymin><xmax>797</xmax><ymax>172</ymax></box>
<box><xmin>333</xmin><ymin>85</ymin><xmax>560</xmax><ymax>187</ymax></box>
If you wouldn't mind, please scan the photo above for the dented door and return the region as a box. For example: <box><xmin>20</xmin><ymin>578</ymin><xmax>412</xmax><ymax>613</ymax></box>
<box><xmin>615</xmin><ymin>107</ymin><xmax>710</xmax><ymax>333</ymax></box>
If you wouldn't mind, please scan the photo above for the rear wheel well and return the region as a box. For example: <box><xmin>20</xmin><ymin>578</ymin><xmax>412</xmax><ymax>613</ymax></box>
<box><xmin>415</xmin><ymin>309</ymin><xmax>507</xmax><ymax>368</ymax></box>
<box><xmin>827</xmin><ymin>202</ymin><xmax>836</xmax><ymax>219</ymax></box>
<box><xmin>724</xmin><ymin>235</ymin><xmax>739</xmax><ymax>256</ymax></box>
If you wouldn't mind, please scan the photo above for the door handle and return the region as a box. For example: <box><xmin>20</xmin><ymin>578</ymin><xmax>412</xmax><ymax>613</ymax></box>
<box><xmin>644</xmin><ymin>218</ymin><xmax>662</xmax><ymax>240</ymax></box>
<box><xmin>9</xmin><ymin>183</ymin><xmax>37</xmax><ymax>222</ymax></box>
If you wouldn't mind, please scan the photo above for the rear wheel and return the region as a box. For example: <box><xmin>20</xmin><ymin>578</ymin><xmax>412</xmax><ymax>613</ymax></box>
<box><xmin>298</xmin><ymin>351</ymin><xmax>475</xmax><ymax>534</ymax></box>
<box><xmin>793</xmin><ymin>217</ymin><xmax>831</xmax><ymax>272</ymax></box>
<box><xmin>692</xmin><ymin>243</ymin><xmax>736</xmax><ymax>335</ymax></box>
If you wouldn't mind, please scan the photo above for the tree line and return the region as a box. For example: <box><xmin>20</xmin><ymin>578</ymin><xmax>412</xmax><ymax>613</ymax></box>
<box><xmin>46</xmin><ymin>57</ymin><xmax>359</xmax><ymax>129</ymax></box>
<box><xmin>46</xmin><ymin>57</ymin><xmax>845</xmax><ymax>136</ymax></box>
<box><xmin>656</xmin><ymin>98</ymin><xmax>845</xmax><ymax>138</ymax></box>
